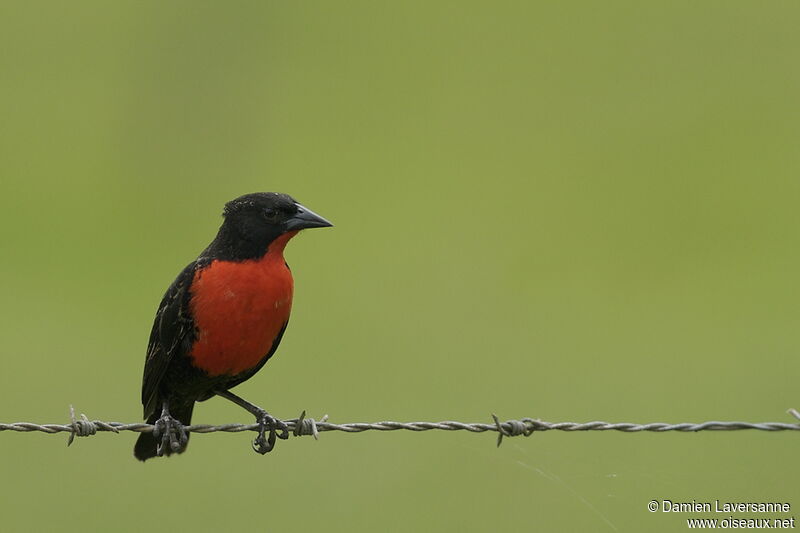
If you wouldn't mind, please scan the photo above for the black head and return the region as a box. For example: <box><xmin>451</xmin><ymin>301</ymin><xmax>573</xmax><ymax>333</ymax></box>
<box><xmin>206</xmin><ymin>192</ymin><xmax>332</xmax><ymax>261</ymax></box>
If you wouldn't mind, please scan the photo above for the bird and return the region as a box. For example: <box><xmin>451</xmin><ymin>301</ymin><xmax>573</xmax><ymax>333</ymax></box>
<box><xmin>134</xmin><ymin>192</ymin><xmax>332</xmax><ymax>461</ymax></box>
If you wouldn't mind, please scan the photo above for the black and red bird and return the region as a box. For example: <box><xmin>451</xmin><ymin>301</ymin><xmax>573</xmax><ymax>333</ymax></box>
<box><xmin>134</xmin><ymin>192</ymin><xmax>332</xmax><ymax>461</ymax></box>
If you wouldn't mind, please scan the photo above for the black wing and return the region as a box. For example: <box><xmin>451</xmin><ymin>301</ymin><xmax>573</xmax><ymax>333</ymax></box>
<box><xmin>141</xmin><ymin>261</ymin><xmax>200</xmax><ymax>418</ymax></box>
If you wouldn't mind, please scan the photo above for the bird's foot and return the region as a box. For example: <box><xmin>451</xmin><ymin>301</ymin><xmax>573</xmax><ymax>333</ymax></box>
<box><xmin>252</xmin><ymin>410</ymin><xmax>289</xmax><ymax>454</ymax></box>
<box><xmin>152</xmin><ymin>412</ymin><xmax>188</xmax><ymax>456</ymax></box>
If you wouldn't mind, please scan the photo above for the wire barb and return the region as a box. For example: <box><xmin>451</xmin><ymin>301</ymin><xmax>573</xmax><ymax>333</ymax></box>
<box><xmin>492</xmin><ymin>414</ymin><xmax>536</xmax><ymax>447</ymax></box>
<box><xmin>291</xmin><ymin>411</ymin><xmax>329</xmax><ymax>439</ymax></box>
<box><xmin>67</xmin><ymin>405</ymin><xmax>100</xmax><ymax>446</ymax></box>
<box><xmin>1</xmin><ymin>408</ymin><xmax>798</xmax><ymax>449</ymax></box>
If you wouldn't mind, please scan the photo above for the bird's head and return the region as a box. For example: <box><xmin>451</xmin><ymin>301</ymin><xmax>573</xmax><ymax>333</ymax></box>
<box><xmin>211</xmin><ymin>192</ymin><xmax>332</xmax><ymax>260</ymax></box>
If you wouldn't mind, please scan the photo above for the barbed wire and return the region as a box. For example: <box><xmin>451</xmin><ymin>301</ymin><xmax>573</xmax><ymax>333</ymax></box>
<box><xmin>0</xmin><ymin>407</ymin><xmax>798</xmax><ymax>447</ymax></box>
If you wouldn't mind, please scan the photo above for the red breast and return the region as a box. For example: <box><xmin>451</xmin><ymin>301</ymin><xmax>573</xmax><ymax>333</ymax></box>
<box><xmin>189</xmin><ymin>231</ymin><xmax>298</xmax><ymax>376</ymax></box>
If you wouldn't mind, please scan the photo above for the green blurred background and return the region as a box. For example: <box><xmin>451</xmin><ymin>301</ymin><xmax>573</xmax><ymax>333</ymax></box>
<box><xmin>1</xmin><ymin>2</ymin><xmax>798</xmax><ymax>531</ymax></box>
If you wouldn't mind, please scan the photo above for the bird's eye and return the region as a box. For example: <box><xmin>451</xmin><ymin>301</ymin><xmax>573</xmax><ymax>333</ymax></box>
<box><xmin>264</xmin><ymin>208</ymin><xmax>278</xmax><ymax>221</ymax></box>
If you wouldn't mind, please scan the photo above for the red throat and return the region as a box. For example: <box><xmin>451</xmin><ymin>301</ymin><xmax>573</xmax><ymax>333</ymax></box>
<box><xmin>188</xmin><ymin>231</ymin><xmax>299</xmax><ymax>376</ymax></box>
<box><xmin>265</xmin><ymin>230</ymin><xmax>299</xmax><ymax>258</ymax></box>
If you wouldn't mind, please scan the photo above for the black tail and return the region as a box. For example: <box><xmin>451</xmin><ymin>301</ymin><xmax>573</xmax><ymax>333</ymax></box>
<box><xmin>134</xmin><ymin>402</ymin><xmax>194</xmax><ymax>462</ymax></box>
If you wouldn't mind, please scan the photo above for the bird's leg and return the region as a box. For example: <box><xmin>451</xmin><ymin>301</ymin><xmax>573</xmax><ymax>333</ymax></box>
<box><xmin>216</xmin><ymin>390</ymin><xmax>288</xmax><ymax>454</ymax></box>
<box><xmin>152</xmin><ymin>400</ymin><xmax>188</xmax><ymax>456</ymax></box>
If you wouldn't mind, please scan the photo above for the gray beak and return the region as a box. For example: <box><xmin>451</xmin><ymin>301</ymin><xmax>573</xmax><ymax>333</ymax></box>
<box><xmin>285</xmin><ymin>203</ymin><xmax>333</xmax><ymax>231</ymax></box>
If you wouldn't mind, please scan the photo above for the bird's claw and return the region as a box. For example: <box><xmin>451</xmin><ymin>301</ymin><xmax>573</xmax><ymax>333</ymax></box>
<box><xmin>252</xmin><ymin>411</ymin><xmax>289</xmax><ymax>454</ymax></box>
<box><xmin>153</xmin><ymin>413</ymin><xmax>188</xmax><ymax>456</ymax></box>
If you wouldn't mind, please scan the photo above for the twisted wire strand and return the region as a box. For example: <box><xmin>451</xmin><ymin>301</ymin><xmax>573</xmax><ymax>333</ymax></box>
<box><xmin>0</xmin><ymin>407</ymin><xmax>798</xmax><ymax>447</ymax></box>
